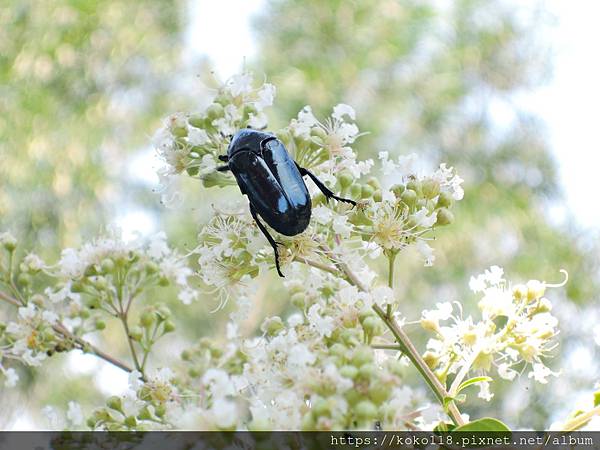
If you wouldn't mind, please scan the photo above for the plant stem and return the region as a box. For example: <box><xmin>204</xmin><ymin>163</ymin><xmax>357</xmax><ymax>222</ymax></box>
<box><xmin>120</xmin><ymin>314</ymin><xmax>142</xmax><ymax>374</ymax></box>
<box><xmin>562</xmin><ymin>405</ymin><xmax>600</xmax><ymax>432</ymax></box>
<box><xmin>298</xmin><ymin>252</ymin><xmax>465</xmax><ymax>427</ymax></box>
<box><xmin>386</xmin><ymin>251</ymin><xmax>397</xmax><ymax>318</ymax></box>
<box><xmin>0</xmin><ymin>289</ymin><xmax>136</xmax><ymax>375</ymax></box>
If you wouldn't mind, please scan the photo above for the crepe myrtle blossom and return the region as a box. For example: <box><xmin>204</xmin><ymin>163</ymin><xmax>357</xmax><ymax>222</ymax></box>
<box><xmin>0</xmin><ymin>74</ymin><xmax>579</xmax><ymax>432</ymax></box>
<box><xmin>420</xmin><ymin>267</ymin><xmax>568</xmax><ymax>402</ymax></box>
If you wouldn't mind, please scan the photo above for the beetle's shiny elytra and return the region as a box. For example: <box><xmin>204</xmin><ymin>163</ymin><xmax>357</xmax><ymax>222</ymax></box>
<box><xmin>216</xmin><ymin>129</ymin><xmax>356</xmax><ymax>277</ymax></box>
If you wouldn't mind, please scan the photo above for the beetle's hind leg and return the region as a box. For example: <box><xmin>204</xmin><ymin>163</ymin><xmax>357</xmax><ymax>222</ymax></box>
<box><xmin>218</xmin><ymin>155</ymin><xmax>229</xmax><ymax>162</ymax></box>
<box><xmin>296</xmin><ymin>164</ymin><xmax>357</xmax><ymax>206</ymax></box>
<box><xmin>249</xmin><ymin>205</ymin><xmax>285</xmax><ymax>277</ymax></box>
<box><xmin>216</xmin><ymin>165</ymin><xmax>230</xmax><ymax>172</ymax></box>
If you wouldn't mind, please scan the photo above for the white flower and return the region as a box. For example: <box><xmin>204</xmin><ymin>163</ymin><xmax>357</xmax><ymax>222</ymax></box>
<box><xmin>42</xmin><ymin>310</ymin><xmax>59</xmax><ymax>324</ymax></box>
<box><xmin>187</xmin><ymin>127</ymin><xmax>209</xmax><ymax>146</ymax></box>
<box><xmin>128</xmin><ymin>370</ymin><xmax>144</xmax><ymax>393</ymax></box>
<box><xmin>307</xmin><ymin>304</ymin><xmax>335</xmax><ymax>337</ymax></box>
<box><xmin>255</xmin><ymin>83</ymin><xmax>276</xmax><ymax>110</ymax></box>
<box><xmin>18</xmin><ymin>303</ymin><xmax>36</xmax><ymax>320</ymax></box>
<box><xmin>3</xmin><ymin>368</ymin><xmax>19</xmax><ymax>388</ymax></box>
<box><xmin>287</xmin><ymin>344</ymin><xmax>316</xmax><ymax>369</ymax></box>
<box><xmin>290</xmin><ymin>106</ymin><xmax>318</xmax><ymax>138</ymax></box>
<box><xmin>312</xmin><ymin>206</ymin><xmax>333</xmax><ymax>225</ymax></box>
<box><xmin>594</xmin><ymin>325</ymin><xmax>600</xmax><ymax>347</ymax></box>
<box><xmin>23</xmin><ymin>253</ymin><xmax>45</xmax><ymax>272</ymax></box>
<box><xmin>210</xmin><ymin>398</ymin><xmax>238</xmax><ymax>429</ymax></box>
<box><xmin>412</xmin><ymin>208</ymin><xmax>437</xmax><ymax>228</ymax></box>
<box><xmin>528</xmin><ymin>363</ymin><xmax>559</xmax><ymax>384</ymax></box>
<box><xmin>498</xmin><ymin>363</ymin><xmax>517</xmax><ymax>381</ymax></box>
<box><xmin>332</xmin><ymin>103</ymin><xmax>356</xmax><ymax>121</ymax></box>
<box><xmin>477</xmin><ymin>381</ymin><xmax>494</xmax><ymax>402</ymax></box>
<box><xmin>248</xmin><ymin>112</ymin><xmax>268</xmax><ymax>129</ymax></box>
<box><xmin>416</xmin><ymin>240</ymin><xmax>435</xmax><ymax>267</ymax></box>
<box><xmin>67</xmin><ymin>401</ymin><xmax>84</xmax><ymax>426</ymax></box>
<box><xmin>332</xmin><ymin>214</ymin><xmax>352</xmax><ymax>238</ymax></box>
<box><xmin>226</xmin><ymin>73</ymin><xmax>253</xmax><ymax>97</ymax></box>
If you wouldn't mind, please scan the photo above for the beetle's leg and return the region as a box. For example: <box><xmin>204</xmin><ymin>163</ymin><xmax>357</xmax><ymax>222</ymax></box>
<box><xmin>218</xmin><ymin>155</ymin><xmax>229</xmax><ymax>162</ymax></box>
<box><xmin>216</xmin><ymin>165</ymin><xmax>230</xmax><ymax>172</ymax></box>
<box><xmin>296</xmin><ymin>164</ymin><xmax>357</xmax><ymax>206</ymax></box>
<box><xmin>249</xmin><ymin>205</ymin><xmax>285</xmax><ymax>277</ymax></box>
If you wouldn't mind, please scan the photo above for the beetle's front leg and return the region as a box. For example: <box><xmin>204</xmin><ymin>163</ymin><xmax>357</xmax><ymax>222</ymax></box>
<box><xmin>249</xmin><ymin>204</ymin><xmax>285</xmax><ymax>277</ymax></box>
<box><xmin>296</xmin><ymin>164</ymin><xmax>357</xmax><ymax>206</ymax></box>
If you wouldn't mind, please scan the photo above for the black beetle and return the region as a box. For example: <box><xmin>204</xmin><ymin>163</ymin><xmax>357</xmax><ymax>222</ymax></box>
<box><xmin>216</xmin><ymin>129</ymin><xmax>356</xmax><ymax>277</ymax></box>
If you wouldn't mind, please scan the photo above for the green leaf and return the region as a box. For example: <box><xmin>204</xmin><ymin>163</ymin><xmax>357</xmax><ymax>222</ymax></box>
<box><xmin>593</xmin><ymin>391</ymin><xmax>600</xmax><ymax>407</ymax></box>
<box><xmin>454</xmin><ymin>417</ymin><xmax>511</xmax><ymax>432</ymax></box>
<box><xmin>456</xmin><ymin>376</ymin><xmax>493</xmax><ymax>395</ymax></box>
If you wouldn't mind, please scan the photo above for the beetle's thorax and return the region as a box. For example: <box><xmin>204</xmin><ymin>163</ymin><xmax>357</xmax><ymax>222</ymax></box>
<box><xmin>227</xmin><ymin>129</ymin><xmax>274</xmax><ymax>157</ymax></box>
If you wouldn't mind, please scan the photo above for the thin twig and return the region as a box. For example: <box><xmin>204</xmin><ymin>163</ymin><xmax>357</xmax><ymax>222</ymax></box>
<box><xmin>0</xmin><ymin>289</ymin><xmax>136</xmax><ymax>376</ymax></box>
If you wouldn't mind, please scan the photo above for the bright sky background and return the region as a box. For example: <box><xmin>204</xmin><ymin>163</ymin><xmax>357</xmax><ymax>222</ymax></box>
<box><xmin>186</xmin><ymin>0</ymin><xmax>600</xmax><ymax>231</ymax></box>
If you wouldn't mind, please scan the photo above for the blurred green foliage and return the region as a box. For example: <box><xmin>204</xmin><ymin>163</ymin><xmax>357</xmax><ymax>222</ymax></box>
<box><xmin>0</xmin><ymin>0</ymin><xmax>183</xmax><ymax>254</ymax></box>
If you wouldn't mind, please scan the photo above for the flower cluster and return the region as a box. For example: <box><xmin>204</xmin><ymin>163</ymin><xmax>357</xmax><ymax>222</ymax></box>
<box><xmin>420</xmin><ymin>266</ymin><xmax>566</xmax><ymax>403</ymax></box>
<box><xmin>1</xmin><ymin>74</ymin><xmax>578</xmax><ymax>432</ymax></box>
<box><xmin>0</xmin><ymin>229</ymin><xmax>197</xmax><ymax>389</ymax></box>
<box><xmin>153</xmin><ymin>73</ymin><xmax>276</xmax><ymax>194</ymax></box>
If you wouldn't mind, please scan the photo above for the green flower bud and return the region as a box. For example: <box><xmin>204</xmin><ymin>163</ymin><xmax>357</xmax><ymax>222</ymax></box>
<box><xmin>124</xmin><ymin>415</ymin><xmax>137</xmax><ymax>428</ymax></box>
<box><xmin>1</xmin><ymin>233</ymin><xmax>17</xmax><ymax>251</ymax></box>
<box><xmin>423</xmin><ymin>351</ymin><xmax>439</xmax><ymax>369</ymax></box>
<box><xmin>129</xmin><ymin>326</ymin><xmax>144</xmax><ymax>342</ymax></box>
<box><xmin>139</xmin><ymin>310</ymin><xmax>155</xmax><ymax>328</ymax></box>
<box><xmin>261</xmin><ymin>316</ymin><xmax>285</xmax><ymax>336</ymax></box>
<box><xmin>422</xmin><ymin>179</ymin><xmax>441</xmax><ymax>199</ymax></box>
<box><xmin>372</xmin><ymin>190</ymin><xmax>382</xmax><ymax>203</ymax></box>
<box><xmin>301</xmin><ymin>412</ymin><xmax>316</xmax><ymax>431</ymax></box>
<box><xmin>436</xmin><ymin>208</ymin><xmax>454</xmax><ymax>226</ymax></box>
<box><xmin>95</xmin><ymin>320</ymin><xmax>106</xmax><ymax>331</ymax></box>
<box><xmin>157</xmin><ymin>305</ymin><xmax>171</xmax><ymax>320</ymax></box>
<box><xmin>163</xmin><ymin>320</ymin><xmax>175</xmax><ymax>333</ymax></box>
<box><xmin>100</xmin><ymin>258</ymin><xmax>115</xmax><ymax>273</ymax></box>
<box><xmin>338</xmin><ymin>171</ymin><xmax>354</xmax><ymax>190</ymax></box>
<box><xmin>291</xmin><ymin>292</ymin><xmax>305</xmax><ymax>309</ymax></box>
<box><xmin>345</xmin><ymin>389</ymin><xmax>363</xmax><ymax>406</ymax></box>
<box><xmin>31</xmin><ymin>294</ymin><xmax>45</xmax><ymax>307</ymax></box>
<box><xmin>329</xmin><ymin>343</ymin><xmax>348</xmax><ymax>359</ymax></box>
<box><xmin>355</xmin><ymin>400</ymin><xmax>378</xmax><ymax>420</ymax></box>
<box><xmin>369</xmin><ymin>383</ymin><xmax>390</xmax><ymax>404</ymax></box>
<box><xmin>155</xmin><ymin>404</ymin><xmax>166</xmax><ymax>417</ymax></box>
<box><xmin>181</xmin><ymin>350</ymin><xmax>192</xmax><ymax>361</ymax></box>
<box><xmin>362</xmin><ymin>316</ymin><xmax>381</xmax><ymax>336</ymax></box>
<box><xmin>406</xmin><ymin>179</ymin><xmax>422</xmax><ymax>195</ymax></box>
<box><xmin>339</xmin><ymin>365</ymin><xmax>359</xmax><ymax>380</ymax></box>
<box><xmin>145</xmin><ymin>261</ymin><xmax>159</xmax><ymax>275</ymax></box>
<box><xmin>202</xmin><ymin>171</ymin><xmax>236</xmax><ymax>188</ymax></box>
<box><xmin>86</xmin><ymin>417</ymin><xmax>97</xmax><ymax>429</ymax></box>
<box><xmin>171</xmin><ymin>126</ymin><xmax>187</xmax><ymax>138</ymax></box>
<box><xmin>206</xmin><ymin>103</ymin><xmax>224</xmax><ymax>120</ymax></box>
<box><xmin>366</xmin><ymin>177</ymin><xmax>381</xmax><ymax>190</ymax></box>
<box><xmin>437</xmin><ymin>191</ymin><xmax>454</xmax><ymax>208</ymax></box>
<box><xmin>351</xmin><ymin>346</ymin><xmax>373</xmax><ymax>367</ymax></box>
<box><xmin>312</xmin><ymin>192</ymin><xmax>326</xmax><ymax>206</ymax></box>
<box><xmin>106</xmin><ymin>396</ymin><xmax>123</xmax><ymax>413</ymax></box>
<box><xmin>17</xmin><ymin>273</ymin><xmax>31</xmax><ymax>287</ymax></box>
<box><xmin>188</xmin><ymin>113</ymin><xmax>206</xmax><ymax>128</ymax></box>
<box><xmin>158</xmin><ymin>276</ymin><xmax>170</xmax><ymax>287</ymax></box>
<box><xmin>71</xmin><ymin>281</ymin><xmax>85</xmax><ymax>293</ymax></box>
<box><xmin>93</xmin><ymin>276</ymin><xmax>108</xmax><ymax>290</ymax></box>
<box><xmin>400</xmin><ymin>189</ymin><xmax>417</xmax><ymax>206</ymax></box>
<box><xmin>360</xmin><ymin>184</ymin><xmax>375</xmax><ymax>199</ymax></box>
<box><xmin>350</xmin><ymin>184</ymin><xmax>362</xmax><ymax>198</ymax></box>
<box><xmin>311</xmin><ymin>397</ymin><xmax>331</xmax><ymax>418</ymax></box>
<box><xmin>390</xmin><ymin>184</ymin><xmax>405</xmax><ymax>197</ymax></box>
<box><xmin>358</xmin><ymin>363</ymin><xmax>377</xmax><ymax>380</ymax></box>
